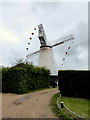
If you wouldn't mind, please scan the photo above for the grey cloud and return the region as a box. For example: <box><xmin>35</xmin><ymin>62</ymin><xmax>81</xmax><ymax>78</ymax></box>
<box><xmin>0</xmin><ymin>2</ymin><xmax>88</xmax><ymax>71</ymax></box>
<box><xmin>53</xmin><ymin>20</ymin><xmax>88</xmax><ymax>70</ymax></box>
<box><xmin>33</xmin><ymin>2</ymin><xmax>60</xmax><ymax>15</ymax></box>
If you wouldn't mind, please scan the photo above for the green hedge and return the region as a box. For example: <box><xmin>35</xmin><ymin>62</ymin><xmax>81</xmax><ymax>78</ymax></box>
<box><xmin>58</xmin><ymin>70</ymin><xmax>89</xmax><ymax>99</ymax></box>
<box><xmin>2</xmin><ymin>63</ymin><xmax>50</xmax><ymax>94</ymax></box>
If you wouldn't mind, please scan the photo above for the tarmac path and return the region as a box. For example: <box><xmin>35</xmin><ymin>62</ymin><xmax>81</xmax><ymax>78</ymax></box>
<box><xmin>1</xmin><ymin>88</ymin><xmax>59</xmax><ymax>118</ymax></box>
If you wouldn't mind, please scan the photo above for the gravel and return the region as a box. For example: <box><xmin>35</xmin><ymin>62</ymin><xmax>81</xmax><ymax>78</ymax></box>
<box><xmin>1</xmin><ymin>88</ymin><xmax>59</xmax><ymax>118</ymax></box>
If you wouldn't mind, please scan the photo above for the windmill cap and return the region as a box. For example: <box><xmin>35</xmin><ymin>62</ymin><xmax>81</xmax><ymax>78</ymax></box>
<box><xmin>40</xmin><ymin>45</ymin><xmax>52</xmax><ymax>48</ymax></box>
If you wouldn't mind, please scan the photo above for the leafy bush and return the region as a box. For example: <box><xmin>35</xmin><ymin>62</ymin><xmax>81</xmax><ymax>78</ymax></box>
<box><xmin>58</xmin><ymin>70</ymin><xmax>89</xmax><ymax>99</ymax></box>
<box><xmin>2</xmin><ymin>63</ymin><xmax>50</xmax><ymax>94</ymax></box>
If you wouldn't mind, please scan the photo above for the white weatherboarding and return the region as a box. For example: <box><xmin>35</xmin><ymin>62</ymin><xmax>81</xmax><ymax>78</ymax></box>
<box><xmin>26</xmin><ymin>24</ymin><xmax>74</xmax><ymax>75</ymax></box>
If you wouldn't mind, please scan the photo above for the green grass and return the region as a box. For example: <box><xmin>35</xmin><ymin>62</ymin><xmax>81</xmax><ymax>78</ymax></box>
<box><xmin>50</xmin><ymin>93</ymin><xmax>72</xmax><ymax>120</ymax></box>
<box><xmin>50</xmin><ymin>93</ymin><xmax>89</xmax><ymax>120</ymax></box>
<box><xmin>59</xmin><ymin>96</ymin><xmax>89</xmax><ymax>118</ymax></box>
<box><xmin>4</xmin><ymin>87</ymin><xmax>57</xmax><ymax>95</ymax></box>
<box><xmin>21</xmin><ymin>87</ymin><xmax>57</xmax><ymax>95</ymax></box>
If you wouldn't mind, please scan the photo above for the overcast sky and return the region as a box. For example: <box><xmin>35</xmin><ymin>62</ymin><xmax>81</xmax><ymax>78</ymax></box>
<box><xmin>0</xmin><ymin>2</ymin><xmax>88</xmax><ymax>73</ymax></box>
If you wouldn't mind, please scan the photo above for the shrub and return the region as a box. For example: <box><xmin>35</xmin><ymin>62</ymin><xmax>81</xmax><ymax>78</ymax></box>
<box><xmin>58</xmin><ymin>70</ymin><xmax>89</xmax><ymax>99</ymax></box>
<box><xmin>2</xmin><ymin>63</ymin><xmax>50</xmax><ymax>94</ymax></box>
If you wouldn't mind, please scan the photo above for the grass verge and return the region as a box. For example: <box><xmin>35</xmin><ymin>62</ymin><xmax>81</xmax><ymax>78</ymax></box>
<box><xmin>59</xmin><ymin>96</ymin><xmax>89</xmax><ymax>118</ymax></box>
<box><xmin>50</xmin><ymin>93</ymin><xmax>89</xmax><ymax>120</ymax></box>
<box><xmin>50</xmin><ymin>92</ymin><xmax>72</xmax><ymax>120</ymax></box>
<box><xmin>26</xmin><ymin>87</ymin><xmax>57</xmax><ymax>93</ymax></box>
<box><xmin>10</xmin><ymin>87</ymin><xmax>57</xmax><ymax>95</ymax></box>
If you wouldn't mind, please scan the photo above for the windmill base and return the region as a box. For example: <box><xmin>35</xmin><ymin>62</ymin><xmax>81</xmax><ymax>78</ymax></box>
<box><xmin>49</xmin><ymin>75</ymin><xmax>58</xmax><ymax>88</ymax></box>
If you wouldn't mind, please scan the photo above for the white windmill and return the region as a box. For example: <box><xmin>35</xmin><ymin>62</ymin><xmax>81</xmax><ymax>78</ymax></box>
<box><xmin>26</xmin><ymin>24</ymin><xmax>74</xmax><ymax>75</ymax></box>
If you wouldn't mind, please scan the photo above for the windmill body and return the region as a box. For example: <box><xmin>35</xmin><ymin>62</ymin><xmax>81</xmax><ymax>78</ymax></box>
<box><xmin>38</xmin><ymin>24</ymin><xmax>56</xmax><ymax>75</ymax></box>
<box><xmin>39</xmin><ymin>45</ymin><xmax>56</xmax><ymax>75</ymax></box>
<box><xmin>26</xmin><ymin>24</ymin><xmax>74</xmax><ymax>75</ymax></box>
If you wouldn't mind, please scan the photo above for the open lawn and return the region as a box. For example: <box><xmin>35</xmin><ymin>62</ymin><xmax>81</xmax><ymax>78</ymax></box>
<box><xmin>50</xmin><ymin>93</ymin><xmax>90</xmax><ymax>120</ymax></box>
<box><xmin>59</xmin><ymin>96</ymin><xmax>89</xmax><ymax>118</ymax></box>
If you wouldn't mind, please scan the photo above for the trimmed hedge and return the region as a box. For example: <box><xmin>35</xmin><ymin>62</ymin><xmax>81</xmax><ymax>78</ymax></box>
<box><xmin>2</xmin><ymin>63</ymin><xmax>50</xmax><ymax>94</ymax></box>
<box><xmin>58</xmin><ymin>70</ymin><xmax>89</xmax><ymax>99</ymax></box>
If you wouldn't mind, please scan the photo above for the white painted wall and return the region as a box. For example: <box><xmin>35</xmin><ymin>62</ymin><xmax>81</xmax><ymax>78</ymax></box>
<box><xmin>39</xmin><ymin>46</ymin><xmax>57</xmax><ymax>75</ymax></box>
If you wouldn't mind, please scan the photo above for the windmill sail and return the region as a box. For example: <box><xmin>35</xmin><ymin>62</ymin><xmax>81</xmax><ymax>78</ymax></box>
<box><xmin>26</xmin><ymin>24</ymin><xmax>75</xmax><ymax>75</ymax></box>
<box><xmin>26</xmin><ymin>50</ymin><xmax>40</xmax><ymax>58</ymax></box>
<box><xmin>38</xmin><ymin>24</ymin><xmax>47</xmax><ymax>46</ymax></box>
<box><xmin>51</xmin><ymin>34</ymin><xmax>74</xmax><ymax>47</ymax></box>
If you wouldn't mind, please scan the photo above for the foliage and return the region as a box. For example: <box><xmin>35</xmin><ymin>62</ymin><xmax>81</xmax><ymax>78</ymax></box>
<box><xmin>50</xmin><ymin>93</ymin><xmax>72</xmax><ymax>120</ymax></box>
<box><xmin>50</xmin><ymin>93</ymin><xmax>88</xmax><ymax>120</ymax></box>
<box><xmin>58</xmin><ymin>70</ymin><xmax>89</xmax><ymax>99</ymax></box>
<box><xmin>2</xmin><ymin>63</ymin><xmax>50</xmax><ymax>94</ymax></box>
<box><xmin>59</xmin><ymin>96</ymin><xmax>89</xmax><ymax>118</ymax></box>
